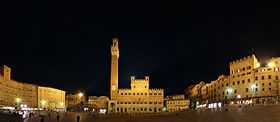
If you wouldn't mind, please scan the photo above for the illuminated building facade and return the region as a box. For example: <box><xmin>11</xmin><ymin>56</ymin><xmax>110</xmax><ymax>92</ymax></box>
<box><xmin>108</xmin><ymin>38</ymin><xmax>164</xmax><ymax>113</ymax></box>
<box><xmin>0</xmin><ymin>65</ymin><xmax>38</xmax><ymax>108</ymax></box>
<box><xmin>66</xmin><ymin>92</ymin><xmax>86</xmax><ymax>109</ymax></box>
<box><xmin>38</xmin><ymin>86</ymin><xmax>65</xmax><ymax>110</ymax></box>
<box><xmin>165</xmin><ymin>94</ymin><xmax>190</xmax><ymax>112</ymax></box>
<box><xmin>88</xmin><ymin>96</ymin><xmax>109</xmax><ymax>110</ymax></box>
<box><xmin>0</xmin><ymin>65</ymin><xmax>66</xmax><ymax>110</ymax></box>
<box><xmin>189</xmin><ymin>54</ymin><xmax>280</xmax><ymax>104</ymax></box>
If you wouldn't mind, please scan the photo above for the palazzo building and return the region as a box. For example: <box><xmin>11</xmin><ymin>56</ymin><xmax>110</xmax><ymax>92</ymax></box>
<box><xmin>0</xmin><ymin>65</ymin><xmax>65</xmax><ymax>110</ymax></box>
<box><xmin>188</xmin><ymin>54</ymin><xmax>280</xmax><ymax>104</ymax></box>
<box><xmin>38</xmin><ymin>86</ymin><xmax>65</xmax><ymax>110</ymax></box>
<box><xmin>165</xmin><ymin>94</ymin><xmax>189</xmax><ymax>112</ymax></box>
<box><xmin>108</xmin><ymin>38</ymin><xmax>164</xmax><ymax>113</ymax></box>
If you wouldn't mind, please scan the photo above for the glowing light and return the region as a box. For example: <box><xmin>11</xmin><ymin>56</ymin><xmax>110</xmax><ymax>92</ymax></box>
<box><xmin>99</xmin><ymin>109</ymin><xmax>107</xmax><ymax>114</ymax></box>
<box><xmin>15</xmin><ymin>98</ymin><xmax>21</xmax><ymax>103</ymax></box>
<box><xmin>256</xmin><ymin>63</ymin><xmax>260</xmax><ymax>68</ymax></box>
<box><xmin>60</xmin><ymin>102</ymin><xmax>64</xmax><ymax>106</ymax></box>
<box><xmin>78</xmin><ymin>92</ymin><xmax>84</xmax><ymax>97</ymax></box>
<box><xmin>226</xmin><ymin>88</ymin><xmax>233</xmax><ymax>94</ymax></box>
<box><xmin>251</xmin><ymin>84</ymin><xmax>257</xmax><ymax>90</ymax></box>
<box><xmin>268</xmin><ymin>62</ymin><xmax>275</xmax><ymax>67</ymax></box>
<box><xmin>237</xmin><ymin>94</ymin><xmax>241</xmax><ymax>99</ymax></box>
<box><xmin>41</xmin><ymin>100</ymin><xmax>46</xmax><ymax>105</ymax></box>
<box><xmin>218</xmin><ymin>102</ymin><xmax>222</xmax><ymax>108</ymax></box>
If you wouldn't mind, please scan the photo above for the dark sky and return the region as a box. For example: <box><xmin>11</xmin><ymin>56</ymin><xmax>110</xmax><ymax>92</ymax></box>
<box><xmin>1</xmin><ymin>1</ymin><xmax>280</xmax><ymax>95</ymax></box>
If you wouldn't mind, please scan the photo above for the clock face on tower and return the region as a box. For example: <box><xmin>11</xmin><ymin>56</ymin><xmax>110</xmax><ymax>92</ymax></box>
<box><xmin>112</xmin><ymin>85</ymin><xmax>116</xmax><ymax>91</ymax></box>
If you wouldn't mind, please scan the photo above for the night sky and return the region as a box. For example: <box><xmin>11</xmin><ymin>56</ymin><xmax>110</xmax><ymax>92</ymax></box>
<box><xmin>1</xmin><ymin>1</ymin><xmax>280</xmax><ymax>96</ymax></box>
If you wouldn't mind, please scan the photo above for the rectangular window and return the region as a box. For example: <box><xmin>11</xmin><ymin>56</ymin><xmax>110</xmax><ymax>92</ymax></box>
<box><xmin>255</xmin><ymin>77</ymin><xmax>258</xmax><ymax>80</ymax></box>
<box><xmin>246</xmin><ymin>88</ymin><xmax>248</xmax><ymax>92</ymax></box>
<box><xmin>262</xmin><ymin>76</ymin><xmax>265</xmax><ymax>80</ymax></box>
<box><xmin>276</xmin><ymin>76</ymin><xmax>279</xmax><ymax>80</ymax></box>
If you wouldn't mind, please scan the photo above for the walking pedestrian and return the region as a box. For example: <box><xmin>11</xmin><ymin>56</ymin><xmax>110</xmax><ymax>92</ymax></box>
<box><xmin>56</xmin><ymin>114</ymin><xmax>60</xmax><ymax>122</ymax></box>
<box><xmin>40</xmin><ymin>116</ymin><xmax>44</xmax><ymax>122</ymax></box>
<box><xmin>77</xmin><ymin>115</ymin><xmax>80</xmax><ymax>122</ymax></box>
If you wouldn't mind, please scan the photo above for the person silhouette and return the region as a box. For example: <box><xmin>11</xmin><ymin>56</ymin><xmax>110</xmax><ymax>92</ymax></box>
<box><xmin>56</xmin><ymin>114</ymin><xmax>60</xmax><ymax>122</ymax></box>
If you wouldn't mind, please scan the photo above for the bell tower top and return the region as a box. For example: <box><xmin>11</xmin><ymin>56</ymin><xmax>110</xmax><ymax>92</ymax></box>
<box><xmin>111</xmin><ymin>38</ymin><xmax>119</xmax><ymax>58</ymax></box>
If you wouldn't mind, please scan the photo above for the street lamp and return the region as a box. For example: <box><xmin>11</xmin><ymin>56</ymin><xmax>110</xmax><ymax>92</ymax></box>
<box><xmin>78</xmin><ymin>92</ymin><xmax>84</xmax><ymax>98</ymax></box>
<box><xmin>15</xmin><ymin>97</ymin><xmax>21</xmax><ymax>103</ymax></box>
<box><xmin>15</xmin><ymin>97</ymin><xmax>21</xmax><ymax>109</ymax></box>
<box><xmin>41</xmin><ymin>100</ymin><xmax>47</xmax><ymax>109</ymax></box>
<box><xmin>268</xmin><ymin>62</ymin><xmax>275</xmax><ymax>68</ymax></box>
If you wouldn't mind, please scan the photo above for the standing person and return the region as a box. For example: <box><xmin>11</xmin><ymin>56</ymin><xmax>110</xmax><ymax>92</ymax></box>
<box><xmin>40</xmin><ymin>116</ymin><xmax>44</xmax><ymax>122</ymax></box>
<box><xmin>77</xmin><ymin>115</ymin><xmax>80</xmax><ymax>122</ymax></box>
<box><xmin>48</xmin><ymin>112</ymin><xmax>51</xmax><ymax>120</ymax></box>
<box><xmin>56</xmin><ymin>114</ymin><xmax>60</xmax><ymax>122</ymax></box>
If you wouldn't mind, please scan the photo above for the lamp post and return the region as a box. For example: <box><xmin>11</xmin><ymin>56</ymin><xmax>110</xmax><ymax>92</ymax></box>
<box><xmin>15</xmin><ymin>97</ymin><xmax>21</xmax><ymax>110</ymax></box>
<box><xmin>41</xmin><ymin>100</ymin><xmax>47</xmax><ymax>110</ymax></box>
<box><xmin>251</xmin><ymin>83</ymin><xmax>257</xmax><ymax>104</ymax></box>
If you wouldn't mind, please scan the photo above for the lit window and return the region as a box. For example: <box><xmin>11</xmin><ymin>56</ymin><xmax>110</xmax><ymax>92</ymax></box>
<box><xmin>275</xmin><ymin>67</ymin><xmax>279</xmax><ymax>72</ymax></box>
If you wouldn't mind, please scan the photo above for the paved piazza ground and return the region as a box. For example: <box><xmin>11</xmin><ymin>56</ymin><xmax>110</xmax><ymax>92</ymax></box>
<box><xmin>24</xmin><ymin>105</ymin><xmax>280</xmax><ymax>122</ymax></box>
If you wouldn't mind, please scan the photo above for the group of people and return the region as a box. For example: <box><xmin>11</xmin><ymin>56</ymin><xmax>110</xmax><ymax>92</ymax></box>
<box><xmin>39</xmin><ymin>112</ymin><xmax>81</xmax><ymax>122</ymax></box>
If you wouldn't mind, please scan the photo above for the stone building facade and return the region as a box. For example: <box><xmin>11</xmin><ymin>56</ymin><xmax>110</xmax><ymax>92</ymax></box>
<box><xmin>88</xmin><ymin>96</ymin><xmax>109</xmax><ymax>110</ymax></box>
<box><xmin>38</xmin><ymin>86</ymin><xmax>65</xmax><ymax>110</ymax></box>
<box><xmin>66</xmin><ymin>92</ymin><xmax>86</xmax><ymax>110</ymax></box>
<box><xmin>0</xmin><ymin>65</ymin><xmax>65</xmax><ymax>110</ymax></box>
<box><xmin>0</xmin><ymin>65</ymin><xmax>38</xmax><ymax>108</ymax></box>
<box><xmin>189</xmin><ymin>54</ymin><xmax>280</xmax><ymax>104</ymax></box>
<box><xmin>165</xmin><ymin>94</ymin><xmax>189</xmax><ymax>112</ymax></box>
<box><xmin>108</xmin><ymin>38</ymin><xmax>164</xmax><ymax>113</ymax></box>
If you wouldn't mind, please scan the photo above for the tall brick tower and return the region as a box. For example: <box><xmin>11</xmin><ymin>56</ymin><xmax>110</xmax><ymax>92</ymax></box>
<box><xmin>110</xmin><ymin>38</ymin><xmax>119</xmax><ymax>100</ymax></box>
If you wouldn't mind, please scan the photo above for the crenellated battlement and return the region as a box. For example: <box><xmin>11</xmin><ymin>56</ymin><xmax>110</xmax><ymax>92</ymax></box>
<box><xmin>229</xmin><ymin>54</ymin><xmax>256</xmax><ymax>65</ymax></box>
<box><xmin>149</xmin><ymin>89</ymin><xmax>164</xmax><ymax>92</ymax></box>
